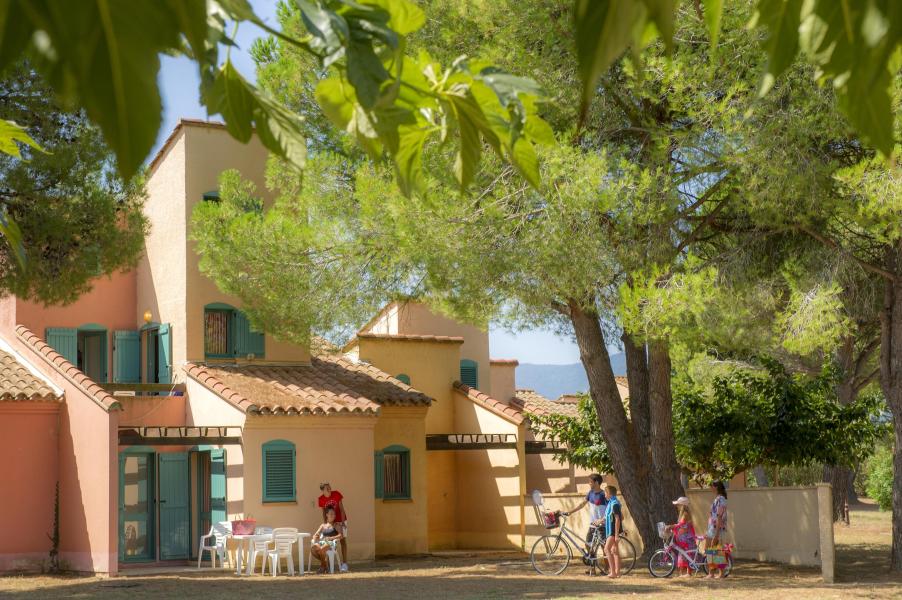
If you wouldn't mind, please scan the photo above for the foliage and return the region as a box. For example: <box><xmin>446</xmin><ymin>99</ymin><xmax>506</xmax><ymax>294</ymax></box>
<box><xmin>865</xmin><ymin>444</ymin><xmax>894</xmax><ymax>510</ymax></box>
<box><xmin>528</xmin><ymin>395</ymin><xmax>612</xmax><ymax>473</ymax></box>
<box><xmin>0</xmin><ymin>64</ymin><xmax>148</xmax><ymax>303</ymax></box>
<box><xmin>574</xmin><ymin>0</ymin><xmax>902</xmax><ymax>155</ymax></box>
<box><xmin>673</xmin><ymin>358</ymin><xmax>887</xmax><ymax>480</ymax></box>
<box><xmin>0</xmin><ymin>0</ymin><xmax>550</xmax><ymax>196</ymax></box>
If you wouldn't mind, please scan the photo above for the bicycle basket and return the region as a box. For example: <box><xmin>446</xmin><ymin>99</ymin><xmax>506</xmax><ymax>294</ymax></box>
<box><xmin>656</xmin><ymin>521</ymin><xmax>666</xmax><ymax>539</ymax></box>
<box><xmin>542</xmin><ymin>511</ymin><xmax>560</xmax><ymax>529</ymax></box>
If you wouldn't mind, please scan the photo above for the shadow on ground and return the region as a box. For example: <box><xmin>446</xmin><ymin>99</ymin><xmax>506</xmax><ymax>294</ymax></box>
<box><xmin>2</xmin><ymin>551</ymin><xmax>901</xmax><ymax>600</ymax></box>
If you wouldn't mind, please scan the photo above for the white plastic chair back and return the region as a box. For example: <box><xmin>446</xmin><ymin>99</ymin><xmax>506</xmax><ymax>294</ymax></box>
<box><xmin>272</xmin><ymin>528</ymin><xmax>298</xmax><ymax>554</ymax></box>
<box><xmin>213</xmin><ymin>521</ymin><xmax>231</xmax><ymax>546</ymax></box>
<box><xmin>255</xmin><ymin>526</ymin><xmax>273</xmax><ymax>535</ymax></box>
<box><xmin>531</xmin><ymin>489</ymin><xmax>544</xmax><ymax>509</ymax></box>
<box><xmin>252</xmin><ymin>535</ymin><xmax>272</xmax><ymax>552</ymax></box>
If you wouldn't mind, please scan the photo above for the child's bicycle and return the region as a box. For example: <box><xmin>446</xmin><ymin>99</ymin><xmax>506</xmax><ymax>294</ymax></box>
<box><xmin>647</xmin><ymin>521</ymin><xmax>733</xmax><ymax>578</ymax></box>
<box><xmin>529</xmin><ymin>509</ymin><xmax>637</xmax><ymax>576</ymax></box>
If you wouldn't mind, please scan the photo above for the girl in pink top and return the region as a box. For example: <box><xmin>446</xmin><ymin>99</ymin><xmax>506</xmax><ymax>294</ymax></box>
<box><xmin>666</xmin><ymin>497</ymin><xmax>697</xmax><ymax>577</ymax></box>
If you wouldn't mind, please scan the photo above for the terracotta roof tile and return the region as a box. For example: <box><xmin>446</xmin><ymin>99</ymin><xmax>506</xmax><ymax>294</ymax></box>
<box><xmin>0</xmin><ymin>348</ymin><xmax>60</xmax><ymax>402</ymax></box>
<box><xmin>15</xmin><ymin>326</ymin><xmax>119</xmax><ymax>411</ymax></box>
<box><xmin>186</xmin><ymin>354</ymin><xmax>431</xmax><ymax>416</ymax></box>
<box><xmin>357</xmin><ymin>333</ymin><xmax>465</xmax><ymax>344</ymax></box>
<box><xmin>490</xmin><ymin>358</ymin><xmax>519</xmax><ymax>366</ymax></box>
<box><xmin>452</xmin><ymin>381</ymin><xmax>524</xmax><ymax>425</ymax></box>
<box><xmin>512</xmin><ymin>389</ymin><xmax>579</xmax><ymax>418</ymax></box>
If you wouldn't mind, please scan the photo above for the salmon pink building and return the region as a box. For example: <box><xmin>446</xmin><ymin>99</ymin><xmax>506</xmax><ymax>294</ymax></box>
<box><xmin>0</xmin><ymin>120</ymin><xmax>593</xmax><ymax>575</ymax></box>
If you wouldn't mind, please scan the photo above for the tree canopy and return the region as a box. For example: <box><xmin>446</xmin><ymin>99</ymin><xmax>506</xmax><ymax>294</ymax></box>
<box><xmin>0</xmin><ymin>63</ymin><xmax>147</xmax><ymax>304</ymax></box>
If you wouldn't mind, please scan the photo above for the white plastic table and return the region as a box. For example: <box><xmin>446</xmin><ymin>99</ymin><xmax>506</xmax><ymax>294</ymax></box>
<box><xmin>296</xmin><ymin>532</ymin><xmax>312</xmax><ymax>575</ymax></box>
<box><xmin>230</xmin><ymin>533</ymin><xmax>271</xmax><ymax>576</ymax></box>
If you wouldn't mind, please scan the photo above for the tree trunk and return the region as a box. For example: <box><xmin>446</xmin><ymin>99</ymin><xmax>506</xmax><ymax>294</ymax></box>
<box><xmin>647</xmin><ymin>340</ymin><xmax>684</xmax><ymax>523</ymax></box>
<box><xmin>753</xmin><ymin>465</ymin><xmax>769</xmax><ymax>487</ymax></box>
<box><xmin>622</xmin><ymin>332</ymin><xmax>651</xmax><ymax>454</ymax></box>
<box><xmin>824</xmin><ymin>372</ymin><xmax>857</xmax><ymax>522</ymax></box>
<box><xmin>569</xmin><ymin>301</ymin><xmax>659</xmax><ymax>556</ymax></box>
<box><xmin>878</xmin><ymin>242</ymin><xmax>902</xmax><ymax>571</ymax></box>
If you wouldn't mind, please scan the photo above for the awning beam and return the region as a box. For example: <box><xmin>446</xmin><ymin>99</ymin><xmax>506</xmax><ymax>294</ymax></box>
<box><xmin>118</xmin><ymin>426</ymin><xmax>243</xmax><ymax>446</ymax></box>
<box><xmin>426</xmin><ymin>433</ymin><xmax>517</xmax><ymax>451</ymax></box>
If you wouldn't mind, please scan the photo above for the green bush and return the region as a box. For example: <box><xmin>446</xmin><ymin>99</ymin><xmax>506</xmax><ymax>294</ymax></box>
<box><xmin>864</xmin><ymin>445</ymin><xmax>893</xmax><ymax>511</ymax></box>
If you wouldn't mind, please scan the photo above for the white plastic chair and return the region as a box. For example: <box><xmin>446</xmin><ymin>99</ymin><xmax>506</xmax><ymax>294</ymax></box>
<box><xmin>197</xmin><ymin>521</ymin><xmax>232</xmax><ymax>568</ymax></box>
<box><xmin>309</xmin><ymin>539</ymin><xmax>343</xmax><ymax>574</ymax></box>
<box><xmin>266</xmin><ymin>528</ymin><xmax>299</xmax><ymax>577</ymax></box>
<box><xmin>246</xmin><ymin>534</ymin><xmax>273</xmax><ymax>575</ymax></box>
<box><xmin>255</xmin><ymin>526</ymin><xmax>273</xmax><ymax>535</ymax></box>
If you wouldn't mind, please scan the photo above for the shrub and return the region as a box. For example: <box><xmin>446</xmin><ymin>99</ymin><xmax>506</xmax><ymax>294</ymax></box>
<box><xmin>864</xmin><ymin>445</ymin><xmax>893</xmax><ymax>511</ymax></box>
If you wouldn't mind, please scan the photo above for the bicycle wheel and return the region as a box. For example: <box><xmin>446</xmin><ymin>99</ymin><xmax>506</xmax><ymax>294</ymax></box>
<box><xmin>700</xmin><ymin>554</ymin><xmax>733</xmax><ymax>577</ymax></box>
<box><xmin>648</xmin><ymin>549</ymin><xmax>676</xmax><ymax>578</ymax></box>
<box><xmin>530</xmin><ymin>535</ymin><xmax>572</xmax><ymax>575</ymax></box>
<box><xmin>597</xmin><ymin>536</ymin><xmax>637</xmax><ymax>575</ymax></box>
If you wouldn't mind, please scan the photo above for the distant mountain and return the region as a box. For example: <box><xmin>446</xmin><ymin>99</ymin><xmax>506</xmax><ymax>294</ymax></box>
<box><xmin>516</xmin><ymin>353</ymin><xmax>626</xmax><ymax>399</ymax></box>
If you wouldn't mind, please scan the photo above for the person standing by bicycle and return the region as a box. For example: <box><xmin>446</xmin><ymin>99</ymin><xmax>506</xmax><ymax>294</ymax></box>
<box><xmin>603</xmin><ymin>485</ymin><xmax>623</xmax><ymax>579</ymax></box>
<box><xmin>566</xmin><ymin>473</ymin><xmax>607</xmax><ymax>559</ymax></box>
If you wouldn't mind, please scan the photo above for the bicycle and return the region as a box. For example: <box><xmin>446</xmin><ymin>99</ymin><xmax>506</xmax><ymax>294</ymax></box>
<box><xmin>529</xmin><ymin>510</ymin><xmax>637</xmax><ymax>576</ymax></box>
<box><xmin>647</xmin><ymin>521</ymin><xmax>733</xmax><ymax>578</ymax></box>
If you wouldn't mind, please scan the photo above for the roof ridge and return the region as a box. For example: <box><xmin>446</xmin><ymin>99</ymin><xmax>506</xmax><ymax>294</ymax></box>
<box><xmin>15</xmin><ymin>325</ymin><xmax>119</xmax><ymax>411</ymax></box>
<box><xmin>452</xmin><ymin>381</ymin><xmax>524</xmax><ymax>425</ymax></box>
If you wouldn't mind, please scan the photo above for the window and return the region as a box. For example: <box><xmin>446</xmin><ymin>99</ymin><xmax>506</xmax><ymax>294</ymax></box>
<box><xmin>46</xmin><ymin>325</ymin><xmax>108</xmax><ymax>382</ymax></box>
<box><xmin>460</xmin><ymin>359</ymin><xmax>478</xmax><ymax>388</ymax></box>
<box><xmin>395</xmin><ymin>373</ymin><xmax>411</xmax><ymax>385</ymax></box>
<box><xmin>262</xmin><ymin>440</ymin><xmax>295</xmax><ymax>502</ymax></box>
<box><xmin>204</xmin><ymin>303</ymin><xmax>265</xmax><ymax>359</ymax></box>
<box><xmin>375</xmin><ymin>445</ymin><xmax>410</xmax><ymax>500</ymax></box>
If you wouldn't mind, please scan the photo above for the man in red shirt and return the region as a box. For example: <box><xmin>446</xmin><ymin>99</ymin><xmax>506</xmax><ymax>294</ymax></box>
<box><xmin>318</xmin><ymin>482</ymin><xmax>349</xmax><ymax>571</ymax></box>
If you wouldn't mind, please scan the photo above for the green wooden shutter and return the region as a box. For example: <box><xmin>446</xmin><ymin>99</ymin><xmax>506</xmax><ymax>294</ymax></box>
<box><xmin>374</xmin><ymin>450</ymin><xmax>384</xmax><ymax>499</ymax></box>
<box><xmin>233</xmin><ymin>310</ymin><xmax>265</xmax><ymax>358</ymax></box>
<box><xmin>157</xmin><ymin>323</ymin><xmax>172</xmax><ymax>384</ymax></box>
<box><xmin>210</xmin><ymin>449</ymin><xmax>227</xmax><ymax>523</ymax></box>
<box><xmin>113</xmin><ymin>330</ymin><xmax>140</xmax><ymax>383</ymax></box>
<box><xmin>263</xmin><ymin>440</ymin><xmax>295</xmax><ymax>502</ymax></box>
<box><xmin>46</xmin><ymin>328</ymin><xmax>77</xmax><ymax>364</ymax></box>
<box><xmin>460</xmin><ymin>359</ymin><xmax>478</xmax><ymax>388</ymax></box>
<box><xmin>395</xmin><ymin>373</ymin><xmax>411</xmax><ymax>385</ymax></box>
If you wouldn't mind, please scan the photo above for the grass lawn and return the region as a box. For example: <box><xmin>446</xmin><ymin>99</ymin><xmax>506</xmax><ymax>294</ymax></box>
<box><xmin>2</xmin><ymin>506</ymin><xmax>900</xmax><ymax>599</ymax></box>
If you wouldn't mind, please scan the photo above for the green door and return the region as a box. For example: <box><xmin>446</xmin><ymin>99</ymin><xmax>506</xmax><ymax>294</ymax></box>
<box><xmin>210</xmin><ymin>449</ymin><xmax>227</xmax><ymax>524</ymax></box>
<box><xmin>159</xmin><ymin>453</ymin><xmax>190</xmax><ymax>559</ymax></box>
<box><xmin>119</xmin><ymin>452</ymin><xmax>154</xmax><ymax>562</ymax></box>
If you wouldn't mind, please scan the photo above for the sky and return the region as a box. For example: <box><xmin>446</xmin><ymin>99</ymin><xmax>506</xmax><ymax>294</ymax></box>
<box><xmin>155</xmin><ymin>0</ymin><xmax>583</xmax><ymax>366</ymax></box>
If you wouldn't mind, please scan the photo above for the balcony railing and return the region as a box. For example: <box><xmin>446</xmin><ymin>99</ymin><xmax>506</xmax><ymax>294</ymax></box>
<box><xmin>100</xmin><ymin>383</ymin><xmax>186</xmax><ymax>397</ymax></box>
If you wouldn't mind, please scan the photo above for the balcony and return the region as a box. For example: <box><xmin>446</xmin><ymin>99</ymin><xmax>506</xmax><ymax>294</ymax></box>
<box><xmin>100</xmin><ymin>383</ymin><xmax>186</xmax><ymax>397</ymax></box>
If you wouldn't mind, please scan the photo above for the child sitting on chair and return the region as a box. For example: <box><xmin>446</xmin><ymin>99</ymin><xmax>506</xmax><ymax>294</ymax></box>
<box><xmin>665</xmin><ymin>497</ymin><xmax>697</xmax><ymax>577</ymax></box>
<box><xmin>311</xmin><ymin>506</ymin><xmax>344</xmax><ymax>574</ymax></box>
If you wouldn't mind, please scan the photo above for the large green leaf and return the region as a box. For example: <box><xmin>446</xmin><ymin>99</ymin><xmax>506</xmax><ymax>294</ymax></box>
<box><xmin>365</xmin><ymin>0</ymin><xmax>425</xmax><ymax>35</ymax></box>
<box><xmin>753</xmin><ymin>0</ymin><xmax>804</xmax><ymax>96</ymax></box>
<box><xmin>574</xmin><ymin>0</ymin><xmax>647</xmax><ymax>109</ymax></box>
<box><xmin>0</xmin><ymin>119</ymin><xmax>43</xmax><ymax>158</ymax></box>
<box><xmin>394</xmin><ymin>124</ymin><xmax>429</xmax><ymax>196</ymax></box>
<box><xmin>7</xmin><ymin>0</ymin><xmax>192</xmax><ymax>178</ymax></box>
<box><xmin>204</xmin><ymin>61</ymin><xmax>306</xmax><ymax>169</ymax></box>
<box><xmin>702</xmin><ymin>0</ymin><xmax>723</xmax><ymax>47</ymax></box>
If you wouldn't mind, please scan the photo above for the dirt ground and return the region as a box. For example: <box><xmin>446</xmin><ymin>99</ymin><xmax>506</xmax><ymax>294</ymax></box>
<box><xmin>2</xmin><ymin>506</ymin><xmax>901</xmax><ymax>599</ymax></box>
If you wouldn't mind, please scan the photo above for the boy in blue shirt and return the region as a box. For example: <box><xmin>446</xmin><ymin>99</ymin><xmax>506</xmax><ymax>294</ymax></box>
<box><xmin>567</xmin><ymin>473</ymin><xmax>607</xmax><ymax>558</ymax></box>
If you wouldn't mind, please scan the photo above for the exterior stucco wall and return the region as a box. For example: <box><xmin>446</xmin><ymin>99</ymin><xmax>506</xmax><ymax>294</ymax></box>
<box><xmin>185</xmin><ymin>376</ymin><xmax>247</xmax><ymax>519</ymax></box>
<box><xmin>525</xmin><ymin>491</ymin><xmax>641</xmax><ymax>553</ymax></box>
<box><xmin>117</xmin><ymin>395</ymin><xmax>187</xmax><ymax>427</ymax></box>
<box><xmin>687</xmin><ymin>487</ymin><xmax>828</xmax><ymax>567</ymax></box>
<box><xmin>365</xmin><ymin>303</ymin><xmax>492</xmax><ymax>395</ymax></box>
<box><xmin>182</xmin><ymin>125</ymin><xmax>310</xmax><ymax>366</ymax></box>
<box><xmin>140</xmin><ymin>130</ymin><xmax>188</xmax><ymax>377</ymax></box>
<box><xmin>453</xmin><ymin>395</ymin><xmax>524</xmax><ymax>549</ymax></box>
<box><xmin>4</xmin><ymin>334</ymin><xmax>119</xmax><ymax>574</ymax></box>
<box><xmin>0</xmin><ymin>403</ymin><xmax>60</xmax><ymax>572</ymax></box>
<box><xmin>242</xmin><ymin>415</ymin><xmax>377</xmax><ymax>560</ymax></box>
<box><xmin>373</xmin><ymin>406</ymin><xmax>428</xmax><ymax>555</ymax></box>
<box><xmin>489</xmin><ymin>363</ymin><xmax>516</xmax><ymax>403</ymax></box>
<box><xmin>354</xmin><ymin>339</ymin><xmax>461</xmax><ymax>549</ymax></box>
<box><xmin>13</xmin><ymin>270</ymin><xmax>138</xmax><ymax>383</ymax></box>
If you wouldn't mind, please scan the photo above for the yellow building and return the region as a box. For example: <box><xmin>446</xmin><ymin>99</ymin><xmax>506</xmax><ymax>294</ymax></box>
<box><xmin>0</xmin><ymin>120</ymin><xmax>600</xmax><ymax>573</ymax></box>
